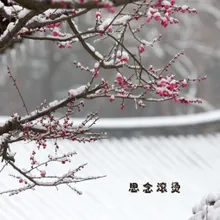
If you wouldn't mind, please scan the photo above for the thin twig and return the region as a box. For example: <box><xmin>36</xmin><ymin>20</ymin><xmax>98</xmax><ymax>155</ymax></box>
<box><xmin>7</xmin><ymin>67</ymin><xmax>29</xmax><ymax>115</ymax></box>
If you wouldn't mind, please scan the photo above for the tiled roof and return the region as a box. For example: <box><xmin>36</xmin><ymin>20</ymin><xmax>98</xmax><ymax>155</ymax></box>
<box><xmin>0</xmin><ymin>133</ymin><xmax>220</xmax><ymax>220</ymax></box>
<box><xmin>1</xmin><ymin>109</ymin><xmax>220</xmax><ymax>129</ymax></box>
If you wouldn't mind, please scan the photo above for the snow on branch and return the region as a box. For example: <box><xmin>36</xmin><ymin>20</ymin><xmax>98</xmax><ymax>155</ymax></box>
<box><xmin>0</xmin><ymin>80</ymin><xmax>107</xmax><ymax>195</ymax></box>
<box><xmin>14</xmin><ymin>0</ymin><xmax>138</xmax><ymax>11</ymax></box>
<box><xmin>189</xmin><ymin>193</ymin><xmax>220</xmax><ymax>220</ymax></box>
<box><xmin>0</xmin><ymin>9</ymin><xmax>37</xmax><ymax>52</ymax></box>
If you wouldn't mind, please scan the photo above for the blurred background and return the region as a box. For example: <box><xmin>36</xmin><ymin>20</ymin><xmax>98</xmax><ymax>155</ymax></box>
<box><xmin>0</xmin><ymin>0</ymin><xmax>219</xmax><ymax>119</ymax></box>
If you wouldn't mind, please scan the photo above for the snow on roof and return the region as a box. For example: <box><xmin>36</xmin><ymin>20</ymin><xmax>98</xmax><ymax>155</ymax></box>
<box><xmin>0</xmin><ymin>133</ymin><xmax>220</xmax><ymax>220</ymax></box>
<box><xmin>1</xmin><ymin>109</ymin><xmax>220</xmax><ymax>129</ymax></box>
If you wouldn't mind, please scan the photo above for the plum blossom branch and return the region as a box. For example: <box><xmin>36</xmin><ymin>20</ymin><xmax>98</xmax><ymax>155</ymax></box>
<box><xmin>0</xmin><ymin>0</ymin><xmax>204</xmax><ymax>196</ymax></box>
<box><xmin>0</xmin><ymin>160</ymin><xmax>106</xmax><ymax>196</ymax></box>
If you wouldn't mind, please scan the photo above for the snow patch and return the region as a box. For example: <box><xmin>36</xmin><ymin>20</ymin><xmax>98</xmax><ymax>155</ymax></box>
<box><xmin>48</xmin><ymin>100</ymin><xmax>60</xmax><ymax>108</ymax></box>
<box><xmin>18</xmin><ymin>8</ymin><xmax>31</xmax><ymax>19</ymax></box>
<box><xmin>114</xmin><ymin>15</ymin><xmax>131</xmax><ymax>24</ymax></box>
<box><xmin>0</xmin><ymin>133</ymin><xmax>9</xmax><ymax>145</ymax></box>
<box><xmin>190</xmin><ymin>193</ymin><xmax>220</xmax><ymax>220</ymax></box>
<box><xmin>0</xmin><ymin>22</ymin><xmax>16</xmax><ymax>40</ymax></box>
<box><xmin>68</xmin><ymin>85</ymin><xmax>87</xmax><ymax>97</ymax></box>
<box><xmin>95</xmin><ymin>51</ymin><xmax>103</xmax><ymax>59</ymax></box>
<box><xmin>98</xmin><ymin>17</ymin><xmax>112</xmax><ymax>31</ymax></box>
<box><xmin>86</xmin><ymin>43</ymin><xmax>95</xmax><ymax>52</ymax></box>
